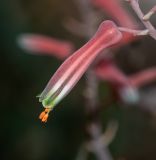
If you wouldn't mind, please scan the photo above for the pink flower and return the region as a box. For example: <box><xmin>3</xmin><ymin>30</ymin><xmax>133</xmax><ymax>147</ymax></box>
<box><xmin>129</xmin><ymin>68</ymin><xmax>156</xmax><ymax>88</ymax></box>
<box><xmin>94</xmin><ymin>59</ymin><xmax>129</xmax><ymax>87</ymax></box>
<box><xmin>38</xmin><ymin>20</ymin><xmax>122</xmax><ymax>122</ymax></box>
<box><xmin>17</xmin><ymin>34</ymin><xmax>74</xmax><ymax>59</ymax></box>
<box><xmin>94</xmin><ymin>59</ymin><xmax>139</xmax><ymax>104</ymax></box>
<box><xmin>91</xmin><ymin>0</ymin><xmax>139</xmax><ymax>45</ymax></box>
<box><xmin>91</xmin><ymin>0</ymin><xmax>136</xmax><ymax>27</ymax></box>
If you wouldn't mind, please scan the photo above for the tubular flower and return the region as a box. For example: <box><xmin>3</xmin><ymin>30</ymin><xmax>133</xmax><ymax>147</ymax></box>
<box><xmin>17</xmin><ymin>34</ymin><xmax>74</xmax><ymax>59</ymax></box>
<box><xmin>38</xmin><ymin>20</ymin><xmax>122</xmax><ymax>122</ymax></box>
<box><xmin>94</xmin><ymin>59</ymin><xmax>139</xmax><ymax>104</ymax></box>
<box><xmin>91</xmin><ymin>0</ymin><xmax>136</xmax><ymax>27</ymax></box>
<box><xmin>91</xmin><ymin>0</ymin><xmax>138</xmax><ymax>45</ymax></box>
<box><xmin>94</xmin><ymin>59</ymin><xmax>129</xmax><ymax>86</ymax></box>
<box><xmin>129</xmin><ymin>68</ymin><xmax>156</xmax><ymax>88</ymax></box>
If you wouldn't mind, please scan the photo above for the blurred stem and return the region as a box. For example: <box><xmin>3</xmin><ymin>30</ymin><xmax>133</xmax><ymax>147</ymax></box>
<box><xmin>128</xmin><ymin>0</ymin><xmax>156</xmax><ymax>39</ymax></box>
<box><xmin>87</xmin><ymin>123</ymin><xmax>113</xmax><ymax>160</ymax></box>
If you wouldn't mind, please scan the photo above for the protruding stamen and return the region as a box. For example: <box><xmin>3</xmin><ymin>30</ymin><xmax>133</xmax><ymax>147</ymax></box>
<box><xmin>39</xmin><ymin>108</ymin><xmax>51</xmax><ymax>123</ymax></box>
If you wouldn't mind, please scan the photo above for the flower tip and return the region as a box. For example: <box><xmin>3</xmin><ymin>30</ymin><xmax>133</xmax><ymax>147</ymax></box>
<box><xmin>39</xmin><ymin>108</ymin><xmax>51</xmax><ymax>123</ymax></box>
<box><xmin>17</xmin><ymin>34</ymin><xmax>33</xmax><ymax>51</ymax></box>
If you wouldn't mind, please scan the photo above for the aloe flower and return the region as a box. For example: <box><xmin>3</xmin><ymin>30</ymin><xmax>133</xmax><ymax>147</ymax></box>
<box><xmin>129</xmin><ymin>68</ymin><xmax>156</xmax><ymax>88</ymax></box>
<box><xmin>94</xmin><ymin>59</ymin><xmax>129</xmax><ymax>86</ymax></box>
<box><xmin>95</xmin><ymin>64</ymin><xmax>156</xmax><ymax>104</ymax></box>
<box><xmin>91</xmin><ymin>0</ymin><xmax>138</xmax><ymax>45</ymax></box>
<box><xmin>17</xmin><ymin>34</ymin><xmax>73</xmax><ymax>59</ymax></box>
<box><xmin>94</xmin><ymin>59</ymin><xmax>139</xmax><ymax>104</ymax></box>
<box><xmin>91</xmin><ymin>0</ymin><xmax>136</xmax><ymax>27</ymax></box>
<box><xmin>38</xmin><ymin>20</ymin><xmax>122</xmax><ymax>122</ymax></box>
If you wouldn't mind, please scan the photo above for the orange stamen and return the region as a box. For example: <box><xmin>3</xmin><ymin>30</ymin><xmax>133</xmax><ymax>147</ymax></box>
<box><xmin>41</xmin><ymin>114</ymin><xmax>49</xmax><ymax>123</ymax></box>
<box><xmin>39</xmin><ymin>108</ymin><xmax>51</xmax><ymax>123</ymax></box>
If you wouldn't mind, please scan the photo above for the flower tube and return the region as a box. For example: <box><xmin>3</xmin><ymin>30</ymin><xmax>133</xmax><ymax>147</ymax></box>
<box><xmin>38</xmin><ymin>20</ymin><xmax>122</xmax><ymax>122</ymax></box>
<box><xmin>94</xmin><ymin>59</ymin><xmax>139</xmax><ymax>104</ymax></box>
<box><xmin>129</xmin><ymin>68</ymin><xmax>156</xmax><ymax>88</ymax></box>
<box><xmin>17</xmin><ymin>34</ymin><xmax>73</xmax><ymax>59</ymax></box>
<box><xmin>94</xmin><ymin>59</ymin><xmax>129</xmax><ymax>86</ymax></box>
<box><xmin>91</xmin><ymin>0</ymin><xmax>138</xmax><ymax>45</ymax></box>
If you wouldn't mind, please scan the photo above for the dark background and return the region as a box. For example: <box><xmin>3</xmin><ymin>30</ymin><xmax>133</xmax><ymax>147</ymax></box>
<box><xmin>1</xmin><ymin>0</ymin><xmax>156</xmax><ymax>160</ymax></box>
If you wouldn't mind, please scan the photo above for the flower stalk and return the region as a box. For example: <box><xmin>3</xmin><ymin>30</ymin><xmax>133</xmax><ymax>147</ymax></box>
<box><xmin>143</xmin><ymin>5</ymin><xmax>156</xmax><ymax>21</ymax></box>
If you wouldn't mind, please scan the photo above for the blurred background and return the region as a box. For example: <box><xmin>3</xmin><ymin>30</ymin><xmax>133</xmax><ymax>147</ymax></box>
<box><xmin>1</xmin><ymin>0</ymin><xmax>156</xmax><ymax>160</ymax></box>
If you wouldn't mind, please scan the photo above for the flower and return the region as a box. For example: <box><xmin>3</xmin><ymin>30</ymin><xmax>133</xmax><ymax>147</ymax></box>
<box><xmin>94</xmin><ymin>59</ymin><xmax>129</xmax><ymax>86</ymax></box>
<box><xmin>91</xmin><ymin>0</ymin><xmax>137</xmax><ymax>27</ymax></box>
<box><xmin>91</xmin><ymin>0</ymin><xmax>139</xmax><ymax>45</ymax></box>
<box><xmin>94</xmin><ymin>59</ymin><xmax>139</xmax><ymax>104</ymax></box>
<box><xmin>38</xmin><ymin>20</ymin><xmax>122</xmax><ymax>122</ymax></box>
<box><xmin>17</xmin><ymin>34</ymin><xmax>74</xmax><ymax>59</ymax></box>
<box><xmin>129</xmin><ymin>67</ymin><xmax>156</xmax><ymax>88</ymax></box>
<box><xmin>95</xmin><ymin>60</ymin><xmax>156</xmax><ymax>104</ymax></box>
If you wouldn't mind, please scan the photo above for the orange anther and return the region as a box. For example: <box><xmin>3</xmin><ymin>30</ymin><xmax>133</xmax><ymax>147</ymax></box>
<box><xmin>39</xmin><ymin>108</ymin><xmax>51</xmax><ymax>123</ymax></box>
<box><xmin>39</xmin><ymin>111</ymin><xmax>46</xmax><ymax>120</ymax></box>
<box><xmin>41</xmin><ymin>114</ymin><xmax>49</xmax><ymax>123</ymax></box>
